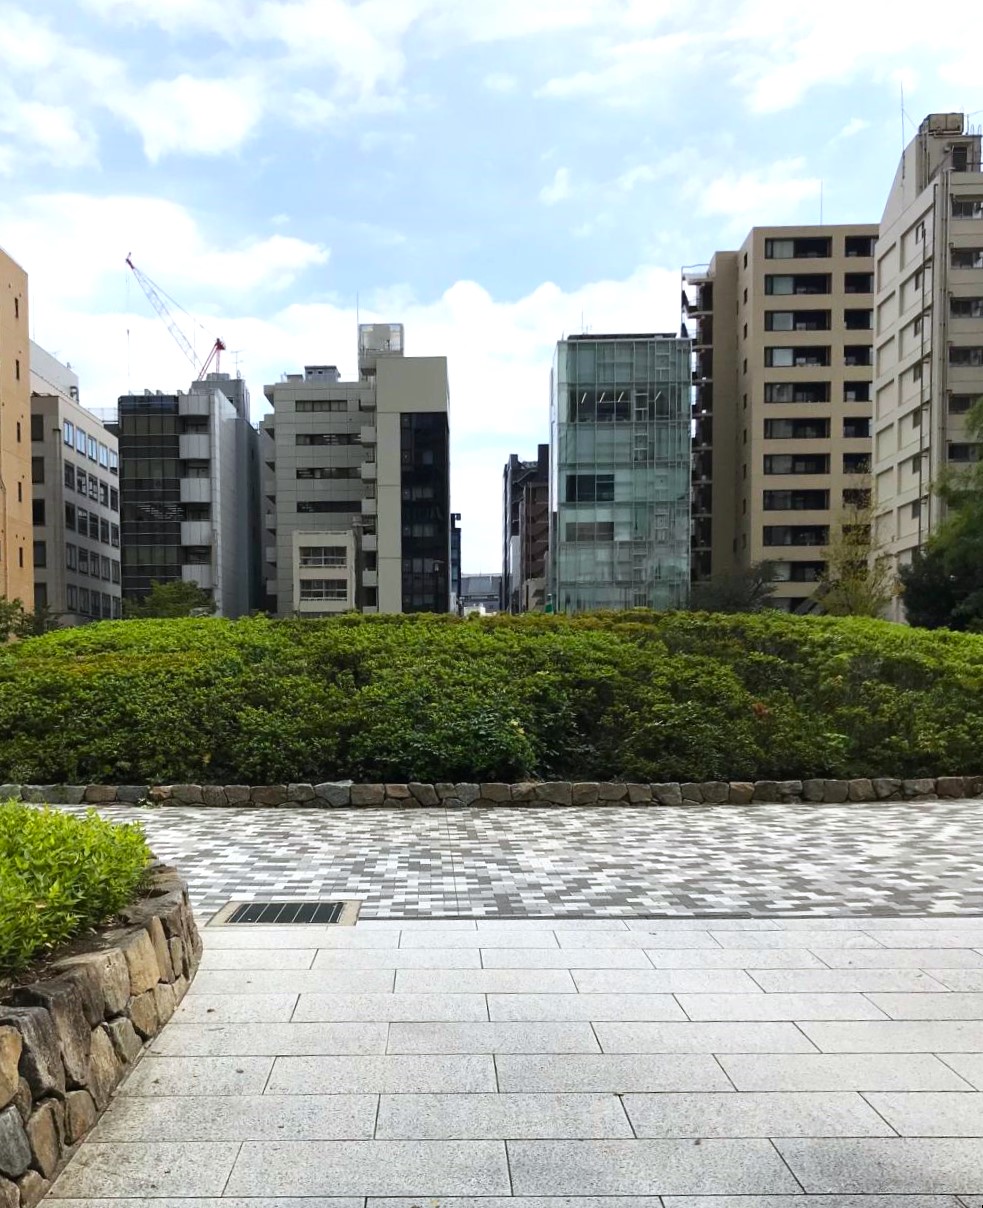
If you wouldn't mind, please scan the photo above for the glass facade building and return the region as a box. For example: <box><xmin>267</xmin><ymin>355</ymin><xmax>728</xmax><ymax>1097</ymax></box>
<box><xmin>549</xmin><ymin>333</ymin><xmax>691</xmax><ymax>612</ymax></box>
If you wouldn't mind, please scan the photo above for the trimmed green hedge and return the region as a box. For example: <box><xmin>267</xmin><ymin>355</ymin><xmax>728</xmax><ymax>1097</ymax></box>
<box><xmin>0</xmin><ymin>611</ymin><xmax>982</xmax><ymax>785</ymax></box>
<box><xmin>0</xmin><ymin>803</ymin><xmax>151</xmax><ymax>974</ymax></box>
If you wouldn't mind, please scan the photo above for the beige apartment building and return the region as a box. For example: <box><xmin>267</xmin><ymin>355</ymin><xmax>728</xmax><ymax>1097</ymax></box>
<box><xmin>261</xmin><ymin>324</ymin><xmax>450</xmax><ymax>616</ymax></box>
<box><xmin>872</xmin><ymin>113</ymin><xmax>983</xmax><ymax>620</ymax></box>
<box><xmin>685</xmin><ymin>223</ymin><xmax>877</xmax><ymax>611</ymax></box>
<box><xmin>0</xmin><ymin>247</ymin><xmax>34</xmax><ymax>606</ymax></box>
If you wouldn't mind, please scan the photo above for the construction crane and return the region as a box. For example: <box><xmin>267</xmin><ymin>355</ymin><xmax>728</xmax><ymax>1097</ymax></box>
<box><xmin>125</xmin><ymin>254</ymin><xmax>226</xmax><ymax>379</ymax></box>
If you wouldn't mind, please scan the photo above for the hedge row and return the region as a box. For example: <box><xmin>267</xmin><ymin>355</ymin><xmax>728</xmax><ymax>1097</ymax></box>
<box><xmin>1</xmin><ymin>610</ymin><xmax>982</xmax><ymax>785</ymax></box>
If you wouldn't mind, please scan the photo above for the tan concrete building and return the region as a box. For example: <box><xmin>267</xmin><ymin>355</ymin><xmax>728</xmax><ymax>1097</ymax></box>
<box><xmin>685</xmin><ymin>223</ymin><xmax>877</xmax><ymax>610</ymax></box>
<box><xmin>262</xmin><ymin>324</ymin><xmax>450</xmax><ymax>615</ymax></box>
<box><xmin>0</xmin><ymin>247</ymin><xmax>33</xmax><ymax>606</ymax></box>
<box><xmin>872</xmin><ymin>113</ymin><xmax>983</xmax><ymax>620</ymax></box>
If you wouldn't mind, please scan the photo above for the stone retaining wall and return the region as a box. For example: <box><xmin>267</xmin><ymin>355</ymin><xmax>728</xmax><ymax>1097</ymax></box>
<box><xmin>0</xmin><ymin>866</ymin><xmax>201</xmax><ymax>1207</ymax></box>
<box><xmin>3</xmin><ymin>776</ymin><xmax>982</xmax><ymax>808</ymax></box>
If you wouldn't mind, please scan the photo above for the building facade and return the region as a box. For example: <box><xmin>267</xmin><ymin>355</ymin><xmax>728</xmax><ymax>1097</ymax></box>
<box><xmin>872</xmin><ymin>113</ymin><xmax>983</xmax><ymax>619</ymax></box>
<box><xmin>30</xmin><ymin>343</ymin><xmax>121</xmax><ymax>623</ymax></box>
<box><xmin>0</xmin><ymin>248</ymin><xmax>33</xmax><ymax>606</ymax></box>
<box><xmin>685</xmin><ymin>223</ymin><xmax>877</xmax><ymax>611</ymax></box>
<box><xmin>262</xmin><ymin>324</ymin><xmax>450</xmax><ymax>616</ymax></box>
<box><xmin>459</xmin><ymin>573</ymin><xmax>502</xmax><ymax>614</ymax></box>
<box><xmin>549</xmin><ymin>333</ymin><xmax>691</xmax><ymax>613</ymax></box>
<box><xmin>114</xmin><ymin>373</ymin><xmax>260</xmax><ymax>617</ymax></box>
<box><xmin>502</xmin><ymin>444</ymin><xmax>549</xmax><ymax>613</ymax></box>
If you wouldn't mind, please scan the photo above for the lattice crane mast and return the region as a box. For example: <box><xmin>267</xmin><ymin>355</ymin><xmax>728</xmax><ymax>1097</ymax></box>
<box><xmin>125</xmin><ymin>254</ymin><xmax>226</xmax><ymax>379</ymax></box>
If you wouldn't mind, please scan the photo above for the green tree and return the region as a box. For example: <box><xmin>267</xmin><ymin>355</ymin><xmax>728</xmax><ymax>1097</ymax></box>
<box><xmin>0</xmin><ymin>597</ymin><xmax>25</xmax><ymax>642</ymax></box>
<box><xmin>14</xmin><ymin>603</ymin><xmax>63</xmax><ymax>636</ymax></box>
<box><xmin>687</xmin><ymin>563</ymin><xmax>778</xmax><ymax>613</ymax></box>
<box><xmin>815</xmin><ymin>484</ymin><xmax>895</xmax><ymax>617</ymax></box>
<box><xmin>125</xmin><ymin>579</ymin><xmax>217</xmax><ymax>619</ymax></box>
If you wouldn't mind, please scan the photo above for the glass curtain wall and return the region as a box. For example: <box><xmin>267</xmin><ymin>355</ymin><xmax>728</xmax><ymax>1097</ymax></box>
<box><xmin>550</xmin><ymin>335</ymin><xmax>691</xmax><ymax>612</ymax></box>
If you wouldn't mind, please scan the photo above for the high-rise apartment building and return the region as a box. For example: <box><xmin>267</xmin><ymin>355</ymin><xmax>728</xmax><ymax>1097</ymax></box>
<box><xmin>549</xmin><ymin>333</ymin><xmax>691</xmax><ymax>613</ymax></box>
<box><xmin>262</xmin><ymin>324</ymin><xmax>450</xmax><ymax>615</ymax></box>
<box><xmin>872</xmin><ymin>113</ymin><xmax>983</xmax><ymax>620</ymax></box>
<box><xmin>502</xmin><ymin>444</ymin><xmax>549</xmax><ymax>612</ymax></box>
<box><xmin>30</xmin><ymin>343</ymin><xmax>122</xmax><ymax>623</ymax></box>
<box><xmin>114</xmin><ymin>373</ymin><xmax>260</xmax><ymax>617</ymax></box>
<box><xmin>685</xmin><ymin>223</ymin><xmax>877</xmax><ymax>611</ymax></box>
<box><xmin>0</xmin><ymin>247</ymin><xmax>33</xmax><ymax>606</ymax></box>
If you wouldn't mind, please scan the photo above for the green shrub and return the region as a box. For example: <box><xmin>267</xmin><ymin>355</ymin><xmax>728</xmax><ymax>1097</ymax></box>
<box><xmin>0</xmin><ymin>611</ymin><xmax>982</xmax><ymax>785</ymax></box>
<box><xmin>0</xmin><ymin>803</ymin><xmax>151</xmax><ymax>974</ymax></box>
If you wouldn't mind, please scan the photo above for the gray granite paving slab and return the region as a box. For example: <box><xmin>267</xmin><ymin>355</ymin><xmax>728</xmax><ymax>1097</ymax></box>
<box><xmin>488</xmin><ymin>993</ymin><xmax>687</xmax><ymax>1022</ymax></box>
<box><xmin>370</xmin><ymin>1199</ymin><xmax>664</xmax><ymax>1208</ymax></box>
<box><xmin>594</xmin><ymin>1022</ymin><xmax>817</xmax><ymax>1053</ymax></box>
<box><xmin>224</xmin><ymin>1140</ymin><xmax>511</xmax><ymax>1196</ymax></box>
<box><xmin>120</xmin><ymin>1054</ymin><xmax>274</xmax><ymax>1096</ymax></box>
<box><xmin>199</xmin><ymin>948</ymin><xmax>318</xmax><ymax>969</ymax></box>
<box><xmin>711</xmin><ymin>930</ymin><xmax>884</xmax><ymax>949</ymax></box>
<box><xmin>866</xmin><ymin>1092</ymin><xmax>983</xmax><ymax>1136</ymax></box>
<box><xmin>646</xmin><ymin>950</ymin><xmax>828</xmax><ymax>968</ymax></box>
<box><xmin>266</xmin><ymin>1054</ymin><xmax>497</xmax><ymax>1093</ymax></box>
<box><xmin>386</xmin><ymin>1022</ymin><xmax>601</xmax><ymax>1054</ymax></box>
<box><xmin>507</xmin><ymin>1138</ymin><xmax>801</xmax><ymax>1195</ymax></box>
<box><xmin>555</xmin><ymin>931</ymin><xmax>719</xmax><ymax>949</ymax></box>
<box><xmin>662</xmin><ymin>1198</ymin><xmax>965</xmax><ymax>1207</ymax></box>
<box><xmin>812</xmin><ymin>949</ymin><xmax>983</xmax><ymax>968</ymax></box>
<box><xmin>151</xmin><ymin>1021</ymin><xmax>390</xmax><ymax>1055</ymax></box>
<box><xmin>310</xmin><ymin>948</ymin><xmax>482</xmax><ymax>968</ymax></box>
<box><xmin>623</xmin><ymin>1091</ymin><xmax>894</xmax><ymax>1137</ymax></box>
<box><xmin>90</xmin><ymin>1093</ymin><xmax>378</xmax><ymax>1140</ymax></box>
<box><xmin>496</xmin><ymin>1054</ymin><xmax>733</xmax><ymax>1092</ymax></box>
<box><xmin>192</xmin><ymin>968</ymin><xmax>396</xmax><ymax>993</ymax></box>
<box><xmin>800</xmin><ymin>1021</ymin><xmax>983</xmax><ymax>1052</ymax></box>
<box><xmin>865</xmin><ymin>931</ymin><xmax>983</xmax><ymax>949</ymax></box>
<box><xmin>675</xmin><ymin>993</ymin><xmax>888</xmax><ymax>1021</ymax></box>
<box><xmin>399</xmin><ymin>931</ymin><xmax>561</xmax><ymax>948</ymax></box>
<box><xmin>927</xmin><ymin>969</ymin><xmax>983</xmax><ymax>990</ymax></box>
<box><xmin>293</xmin><ymin>993</ymin><xmax>489</xmax><ymax>1022</ymax></box>
<box><xmin>718</xmin><ymin>1054</ymin><xmax>975</xmax><ymax>1091</ymax></box>
<box><xmin>395</xmin><ymin>969</ymin><xmax>577</xmax><ymax>993</ymax></box>
<box><xmin>626</xmin><ymin>919</ymin><xmax>781</xmax><ymax>931</ymax></box>
<box><xmin>478</xmin><ymin>948</ymin><xmax>654</xmax><ymax>968</ymax></box>
<box><xmin>866</xmin><ymin>992</ymin><xmax>983</xmax><ymax>1020</ymax></box>
<box><xmin>571</xmin><ymin>969</ymin><xmax>764</xmax><ymax>994</ymax></box>
<box><xmin>46</xmin><ymin>1201</ymin><xmax>360</xmax><ymax>1208</ymax></box>
<box><xmin>172</xmin><ymin>993</ymin><xmax>298</xmax><ymax>1022</ymax></box>
<box><xmin>775</xmin><ymin>1137</ymin><xmax>983</xmax><ymax>1193</ymax></box>
<box><xmin>937</xmin><ymin>1054</ymin><xmax>983</xmax><ymax>1089</ymax></box>
<box><xmin>47</xmin><ymin>1142</ymin><xmax>241</xmax><ymax>1198</ymax></box>
<box><xmin>376</xmin><ymin>1092</ymin><xmax>633</xmax><ymax>1139</ymax></box>
<box><xmin>748</xmin><ymin>969</ymin><xmax>950</xmax><ymax>993</ymax></box>
<box><xmin>203</xmin><ymin>928</ymin><xmax>398</xmax><ymax>947</ymax></box>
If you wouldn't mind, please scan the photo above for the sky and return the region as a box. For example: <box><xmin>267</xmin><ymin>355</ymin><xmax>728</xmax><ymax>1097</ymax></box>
<box><xmin>2</xmin><ymin>2</ymin><xmax>982</xmax><ymax>572</ymax></box>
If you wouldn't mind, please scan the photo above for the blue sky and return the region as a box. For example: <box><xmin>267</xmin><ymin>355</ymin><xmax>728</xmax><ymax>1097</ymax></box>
<box><xmin>2</xmin><ymin>0</ymin><xmax>982</xmax><ymax>570</ymax></box>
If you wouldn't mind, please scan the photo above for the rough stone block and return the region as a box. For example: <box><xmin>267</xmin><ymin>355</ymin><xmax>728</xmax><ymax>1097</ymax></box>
<box><xmin>0</xmin><ymin>1175</ymin><xmax>16</xmax><ymax>1208</ymax></box>
<box><xmin>407</xmin><ymin>782</ymin><xmax>439</xmax><ymax>805</ymax></box>
<box><xmin>19</xmin><ymin>786</ymin><xmax>57</xmax><ymax>804</ymax></box>
<box><xmin>146</xmin><ymin>917</ymin><xmax>174</xmax><ymax>983</ymax></box>
<box><xmin>11</xmin><ymin>1082</ymin><xmax>29</xmax><ymax>1126</ymax></box>
<box><xmin>104</xmin><ymin>1018</ymin><xmax>142</xmax><ymax>1066</ymax></box>
<box><xmin>169</xmin><ymin>784</ymin><xmax>204</xmax><ymax>804</ymax></box>
<box><xmin>173</xmin><ymin>974</ymin><xmax>190</xmax><ymax>1004</ymax></box>
<box><xmin>903</xmin><ymin>777</ymin><xmax>936</xmax><ymax>799</ymax></box>
<box><xmin>533</xmin><ymin>782</ymin><xmax>572</xmax><ymax>806</ymax></box>
<box><xmin>11</xmin><ymin>983</ymin><xmax>90</xmax><ymax>1089</ymax></box>
<box><xmin>116</xmin><ymin>785</ymin><xmax>149</xmax><ymax>803</ymax></box>
<box><xmin>728</xmin><ymin>782</ymin><xmax>755</xmax><ymax>804</ymax></box>
<box><xmin>168</xmin><ymin>937</ymin><xmax>185</xmax><ymax>979</ymax></box>
<box><xmin>869</xmin><ymin>777</ymin><xmax>900</xmax><ymax>800</ymax></box>
<box><xmin>85</xmin><ymin>1028</ymin><xmax>121</xmax><ymax>1111</ymax></box>
<box><xmin>965</xmin><ymin>774</ymin><xmax>983</xmax><ymax>797</ymax></box>
<box><xmin>53</xmin><ymin>786</ymin><xmax>86</xmax><ymax>805</ymax></box>
<box><xmin>383</xmin><ymin>784</ymin><xmax>411</xmax><ymax>801</ymax></box>
<box><xmin>52</xmin><ymin>960</ymin><xmax>105</xmax><ymax>1028</ymax></box>
<box><xmin>0</xmin><ymin>1106</ymin><xmax>31</xmax><ymax>1179</ymax></box>
<box><xmin>153</xmin><ymin>982</ymin><xmax>177</xmax><ymax>1027</ymax></box>
<box><xmin>0</xmin><ymin>787</ymin><xmax>21</xmax><ymax>802</ymax></box>
<box><xmin>16</xmin><ymin>1169</ymin><xmax>49</xmax><ymax>1208</ymax></box>
<box><xmin>25</xmin><ymin>1100</ymin><xmax>61</xmax><ymax>1179</ymax></box>
<box><xmin>63</xmin><ymin>1090</ymin><xmax>96</xmax><ymax>1145</ymax></box>
<box><xmin>314</xmin><ymin>781</ymin><xmax>352</xmax><ymax>806</ymax></box>
<box><xmin>434</xmin><ymin>783</ymin><xmax>457</xmax><ymax>800</ymax></box>
<box><xmin>83</xmin><ymin>785</ymin><xmax>116</xmax><ymax>803</ymax></box>
<box><xmin>115</xmin><ymin>929</ymin><xmax>160</xmax><ymax>997</ymax></box>
<box><xmin>571</xmin><ymin>782</ymin><xmax>599</xmax><ymax>805</ymax></box>
<box><xmin>201</xmin><ymin>786</ymin><xmax>229</xmax><ymax>807</ymax></box>
<box><xmin>848</xmin><ymin>777</ymin><xmax>876</xmax><ymax>802</ymax></box>
<box><xmin>479</xmin><ymin>783</ymin><xmax>511</xmax><ymax>803</ymax></box>
<box><xmin>147</xmin><ymin>785</ymin><xmax>173</xmax><ymax>803</ymax></box>
<box><xmin>627</xmin><ymin>783</ymin><xmax>653</xmax><ymax>803</ymax></box>
<box><xmin>652</xmin><ymin>783</ymin><xmax>683</xmax><ymax>807</ymax></box>
<box><xmin>0</xmin><ymin>1011</ymin><xmax>64</xmax><ymax>1100</ymax></box>
<box><xmin>225</xmin><ymin>785</ymin><xmax>252</xmax><ymax>804</ymax></box>
<box><xmin>752</xmin><ymin>781</ymin><xmax>781</xmax><ymax>803</ymax></box>
<box><xmin>801</xmin><ymin>778</ymin><xmax>825</xmax><ymax>803</ymax></box>
<box><xmin>777</xmin><ymin>780</ymin><xmax>803</xmax><ymax>801</ymax></box>
<box><xmin>441</xmin><ymin>797</ymin><xmax>464</xmax><ymax>808</ymax></box>
<box><xmin>251</xmin><ymin>785</ymin><xmax>287</xmax><ymax>806</ymax></box>
<box><xmin>350</xmin><ymin>783</ymin><xmax>385</xmax><ymax>806</ymax></box>
<box><xmin>680</xmin><ymin>782</ymin><xmax>704</xmax><ymax>803</ymax></box>
<box><xmin>936</xmin><ymin>775</ymin><xmax>966</xmax><ymax>798</ymax></box>
<box><xmin>0</xmin><ymin>1030</ymin><xmax>20</xmax><ymax>1112</ymax></box>
<box><xmin>598</xmin><ymin>782</ymin><xmax>628</xmax><ymax>802</ymax></box>
<box><xmin>700</xmin><ymin>781</ymin><xmax>729</xmax><ymax>804</ymax></box>
<box><xmin>287</xmin><ymin>782</ymin><xmax>315</xmax><ymax>803</ymax></box>
<box><xmin>127</xmin><ymin>991</ymin><xmax>158</xmax><ymax>1041</ymax></box>
<box><xmin>823</xmin><ymin>779</ymin><xmax>850</xmax><ymax>803</ymax></box>
<box><xmin>455</xmin><ymin>783</ymin><xmax>481</xmax><ymax>806</ymax></box>
<box><xmin>511</xmin><ymin>783</ymin><xmax>538</xmax><ymax>802</ymax></box>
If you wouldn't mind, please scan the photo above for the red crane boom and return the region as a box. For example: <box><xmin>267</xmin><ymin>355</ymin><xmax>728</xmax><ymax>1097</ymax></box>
<box><xmin>125</xmin><ymin>254</ymin><xmax>225</xmax><ymax>379</ymax></box>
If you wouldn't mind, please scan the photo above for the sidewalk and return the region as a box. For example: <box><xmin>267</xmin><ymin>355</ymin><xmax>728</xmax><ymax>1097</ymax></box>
<box><xmin>46</xmin><ymin>915</ymin><xmax>983</xmax><ymax>1203</ymax></box>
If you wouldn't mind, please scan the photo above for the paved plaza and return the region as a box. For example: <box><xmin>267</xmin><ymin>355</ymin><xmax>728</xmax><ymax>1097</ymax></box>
<box><xmin>45</xmin><ymin>800</ymin><xmax>983</xmax><ymax>1203</ymax></box>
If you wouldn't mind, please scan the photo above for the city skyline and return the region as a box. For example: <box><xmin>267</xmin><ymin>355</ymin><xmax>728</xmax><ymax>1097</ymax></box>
<box><xmin>1</xmin><ymin>3</ymin><xmax>982</xmax><ymax>569</ymax></box>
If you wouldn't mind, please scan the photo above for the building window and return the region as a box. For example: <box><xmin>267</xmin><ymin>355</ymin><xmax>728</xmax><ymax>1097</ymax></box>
<box><xmin>952</xmin><ymin>248</ymin><xmax>983</xmax><ymax>269</ymax></box>
<box><xmin>762</xmin><ymin>525</ymin><xmax>829</xmax><ymax>547</ymax></box>
<box><xmin>15</xmin><ymin>421</ymin><xmax>21</xmax><ymax>442</ymax></box>
<box><xmin>32</xmin><ymin>499</ymin><xmax>45</xmax><ymax>525</ymax></box>
<box><xmin>299</xmin><ymin>546</ymin><xmax>346</xmax><ymax>567</ymax></box>
<box><xmin>949</xmin><ymin>394</ymin><xmax>979</xmax><ymax>414</ymax></box>
<box><xmin>87</xmin><ymin>435</ymin><xmax>98</xmax><ymax>461</ymax></box>
<box><xmin>564</xmin><ymin>522</ymin><xmax>615</xmax><ymax>542</ymax></box>
<box><xmin>79</xmin><ymin>548</ymin><xmax>89</xmax><ymax>574</ymax></box>
<box><xmin>98</xmin><ymin>443</ymin><xmax>109</xmax><ymax>468</ymax></box>
<box><xmin>764</xmin><ymin>274</ymin><xmax>831</xmax><ymax>295</ymax></box>
<box><xmin>844</xmin><ymin>308</ymin><xmax>873</xmax><ymax>330</ymax></box>
<box><xmin>31</xmin><ymin>457</ymin><xmax>44</xmax><ymax>484</ymax></box>
<box><xmin>299</xmin><ymin>578</ymin><xmax>348</xmax><ymax>601</ymax></box>
<box><xmin>79</xmin><ymin>588</ymin><xmax>90</xmax><ymax>614</ymax></box>
<box><xmin>911</xmin><ymin>499</ymin><xmax>922</xmax><ymax>520</ymax></box>
<box><xmin>951</xmin><ymin>297</ymin><xmax>983</xmax><ymax>318</ymax></box>
<box><xmin>953</xmin><ymin>197</ymin><xmax>983</xmax><ymax>219</ymax></box>
<box><xmin>296</xmin><ymin>399</ymin><xmax>348</xmax><ymax>412</ymax></box>
<box><xmin>296</xmin><ymin>467</ymin><xmax>359</xmax><ymax>479</ymax></box>
<box><xmin>844</xmin><ymin>272</ymin><xmax>874</xmax><ymax>294</ymax></box>
<box><xmin>295</xmin><ymin>433</ymin><xmax>358</xmax><ymax>446</ymax></box>
<box><xmin>765</xmin><ymin>310</ymin><xmax>830</xmax><ymax>332</ymax></box>
<box><xmin>33</xmin><ymin>540</ymin><xmax>46</xmax><ymax>568</ymax></box>
<box><xmin>950</xmin><ymin>346</ymin><xmax>983</xmax><ymax>366</ymax></box>
<box><xmin>111</xmin><ymin>560</ymin><xmax>121</xmax><ymax>583</ymax></box>
<box><xmin>912</xmin><ymin>361</ymin><xmax>923</xmax><ymax>381</ymax></box>
<box><xmin>949</xmin><ymin>442</ymin><xmax>980</xmax><ymax>462</ymax></box>
<box><xmin>110</xmin><ymin>488</ymin><xmax>119</xmax><ymax>511</ymax></box>
<box><xmin>65</xmin><ymin>502</ymin><xmax>75</xmax><ymax>530</ymax></box>
<box><xmin>764</xmin><ymin>419</ymin><xmax>830</xmax><ymax>439</ymax></box>
<box><xmin>764</xmin><ymin>382</ymin><xmax>831</xmax><ymax>404</ymax></box>
<box><xmin>15</xmin><ymin>359</ymin><xmax>20</xmax><ymax>381</ymax></box>
<box><xmin>62</xmin><ymin>462</ymin><xmax>74</xmax><ymax>490</ymax></box>
<box><xmin>100</xmin><ymin>518</ymin><xmax>110</xmax><ymax>544</ymax></box>
<box><xmin>762</xmin><ymin>489</ymin><xmax>830</xmax><ymax>511</ymax></box>
<box><xmin>845</xmin><ymin>235</ymin><xmax>876</xmax><ymax>257</ymax></box>
<box><xmin>763</xmin><ymin>454</ymin><xmax>830</xmax><ymax>475</ymax></box>
<box><xmin>76</xmin><ymin>428</ymin><xmax>86</xmax><ymax>454</ymax></box>
<box><xmin>564</xmin><ymin>473</ymin><xmax>614</xmax><ymax>503</ymax></box>
<box><xmin>76</xmin><ymin>467</ymin><xmax>87</xmax><ymax>494</ymax></box>
<box><xmin>844</xmin><ymin>488</ymin><xmax>871</xmax><ymax>508</ymax></box>
<box><xmin>843</xmin><ymin>417</ymin><xmax>871</xmax><ymax>439</ymax></box>
<box><xmin>66</xmin><ymin>585</ymin><xmax>78</xmax><ymax>610</ymax></box>
<box><xmin>77</xmin><ymin>507</ymin><xmax>87</xmax><ymax>535</ymax></box>
<box><xmin>844</xmin><ymin>344</ymin><xmax>873</xmax><ymax>366</ymax></box>
<box><xmin>63</xmin><ymin>421</ymin><xmax>74</xmax><ymax>447</ymax></box>
<box><xmin>66</xmin><ymin>544</ymin><xmax>77</xmax><ymax>571</ymax></box>
<box><xmin>109</xmin><ymin>450</ymin><xmax>118</xmax><ymax>474</ymax></box>
<box><xmin>101</xmin><ymin>556</ymin><xmax>111</xmax><ymax>580</ymax></box>
<box><xmin>843</xmin><ymin>453</ymin><xmax>871</xmax><ymax>473</ymax></box>
<box><xmin>844</xmin><ymin>382</ymin><xmax>871</xmax><ymax>402</ymax></box>
<box><xmin>99</xmin><ymin>481</ymin><xmax>109</xmax><ymax>507</ymax></box>
<box><xmin>296</xmin><ymin>500</ymin><xmax>361</xmax><ymax>513</ymax></box>
<box><xmin>765</xmin><ymin>346</ymin><xmax>830</xmax><ymax>368</ymax></box>
<box><xmin>89</xmin><ymin>514</ymin><xmax>99</xmax><ymax>540</ymax></box>
<box><xmin>110</xmin><ymin>524</ymin><xmax>120</xmax><ymax>547</ymax></box>
<box><xmin>88</xmin><ymin>476</ymin><xmax>98</xmax><ymax>500</ymax></box>
<box><xmin>765</xmin><ymin>237</ymin><xmax>830</xmax><ymax>259</ymax></box>
<box><xmin>30</xmin><ymin>414</ymin><xmax>44</xmax><ymax>442</ymax></box>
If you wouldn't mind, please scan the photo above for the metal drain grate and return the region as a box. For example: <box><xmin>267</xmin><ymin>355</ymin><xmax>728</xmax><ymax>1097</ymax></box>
<box><xmin>214</xmin><ymin>900</ymin><xmax>351</xmax><ymax>925</ymax></box>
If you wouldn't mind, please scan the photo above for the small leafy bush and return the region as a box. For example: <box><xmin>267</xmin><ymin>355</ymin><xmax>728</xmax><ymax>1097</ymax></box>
<box><xmin>0</xmin><ymin>611</ymin><xmax>982</xmax><ymax>785</ymax></box>
<box><xmin>0</xmin><ymin>803</ymin><xmax>151</xmax><ymax>974</ymax></box>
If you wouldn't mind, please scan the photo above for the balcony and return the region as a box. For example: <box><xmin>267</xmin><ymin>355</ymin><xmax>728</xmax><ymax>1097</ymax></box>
<box><xmin>360</xmin><ymin>460</ymin><xmax>377</xmax><ymax>480</ymax></box>
<box><xmin>179</xmin><ymin>433</ymin><xmax>210</xmax><ymax>459</ymax></box>
<box><xmin>180</xmin><ymin>478</ymin><xmax>212</xmax><ymax>503</ymax></box>
<box><xmin>360</xmin><ymin>424</ymin><xmax>376</xmax><ymax>445</ymax></box>
<box><xmin>361</xmin><ymin>497</ymin><xmax>377</xmax><ymax>516</ymax></box>
<box><xmin>178</xmin><ymin>393</ymin><xmax>210</xmax><ymax>418</ymax></box>
<box><xmin>361</xmin><ymin>570</ymin><xmax>378</xmax><ymax>588</ymax></box>
<box><xmin>182</xmin><ymin>563</ymin><xmax>214</xmax><ymax>591</ymax></box>
<box><xmin>361</xmin><ymin>533</ymin><xmax>377</xmax><ymax>551</ymax></box>
<box><xmin>181</xmin><ymin>520</ymin><xmax>213</xmax><ymax>545</ymax></box>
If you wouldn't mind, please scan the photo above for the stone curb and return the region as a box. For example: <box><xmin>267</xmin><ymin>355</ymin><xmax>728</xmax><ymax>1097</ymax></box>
<box><xmin>2</xmin><ymin>776</ymin><xmax>981</xmax><ymax>809</ymax></box>
<box><xmin>0</xmin><ymin>866</ymin><xmax>201</xmax><ymax>1206</ymax></box>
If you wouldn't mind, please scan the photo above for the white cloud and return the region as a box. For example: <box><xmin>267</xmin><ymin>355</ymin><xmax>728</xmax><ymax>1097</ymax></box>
<box><xmin>484</xmin><ymin>72</ymin><xmax>518</xmax><ymax>94</ymax></box>
<box><xmin>538</xmin><ymin>34</ymin><xmax>694</xmax><ymax>105</ymax></box>
<box><xmin>699</xmin><ymin>158</ymin><xmax>821</xmax><ymax>228</ymax></box>
<box><xmin>615</xmin><ymin>164</ymin><xmax>657</xmax><ymax>192</ymax></box>
<box><xmin>539</xmin><ymin>167</ymin><xmax>573</xmax><ymax>205</ymax></box>
<box><xmin>0</xmin><ymin>92</ymin><xmax>97</xmax><ymax>170</ymax></box>
<box><xmin>831</xmin><ymin>117</ymin><xmax>870</xmax><ymax>143</ymax></box>
<box><xmin>120</xmin><ymin>74</ymin><xmax>266</xmax><ymax>161</ymax></box>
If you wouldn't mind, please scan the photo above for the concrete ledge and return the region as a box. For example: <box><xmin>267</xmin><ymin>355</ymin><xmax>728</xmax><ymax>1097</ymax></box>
<box><xmin>4</xmin><ymin>777</ymin><xmax>983</xmax><ymax>808</ymax></box>
<box><xmin>0</xmin><ymin>866</ymin><xmax>201</xmax><ymax>1206</ymax></box>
